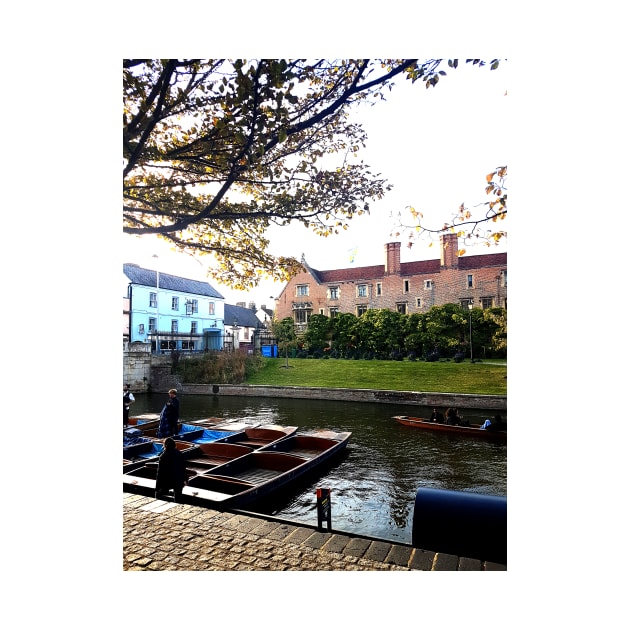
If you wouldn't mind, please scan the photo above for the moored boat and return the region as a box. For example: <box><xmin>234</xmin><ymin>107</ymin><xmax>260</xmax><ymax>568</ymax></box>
<box><xmin>182</xmin><ymin>431</ymin><xmax>351</xmax><ymax>508</ymax></box>
<box><xmin>123</xmin><ymin>441</ymin><xmax>254</xmax><ymax>492</ymax></box>
<box><xmin>392</xmin><ymin>416</ymin><xmax>506</xmax><ymax>442</ymax></box>
<box><xmin>217</xmin><ymin>425</ymin><xmax>298</xmax><ymax>449</ymax></box>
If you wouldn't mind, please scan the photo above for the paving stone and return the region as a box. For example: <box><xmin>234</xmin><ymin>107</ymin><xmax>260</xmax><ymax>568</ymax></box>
<box><xmin>408</xmin><ymin>549</ymin><xmax>435</xmax><ymax>571</ymax></box>
<box><xmin>223</xmin><ymin>514</ymin><xmax>261</xmax><ymax>533</ymax></box>
<box><xmin>264</xmin><ymin>524</ymin><xmax>297</xmax><ymax>541</ymax></box>
<box><xmin>458</xmin><ymin>557</ymin><xmax>483</xmax><ymax>571</ymax></box>
<box><xmin>385</xmin><ymin>544</ymin><xmax>413</xmax><ymax>567</ymax></box>
<box><xmin>432</xmin><ymin>553</ymin><xmax>459</xmax><ymax>571</ymax></box>
<box><xmin>343</xmin><ymin>537</ymin><xmax>371</xmax><ymax>557</ymax></box>
<box><xmin>284</xmin><ymin>526</ymin><xmax>315</xmax><ymax>545</ymax></box>
<box><xmin>363</xmin><ymin>541</ymin><xmax>391</xmax><ymax>563</ymax></box>
<box><xmin>322</xmin><ymin>534</ymin><xmax>351</xmax><ymax>554</ymax></box>
<box><xmin>301</xmin><ymin>531</ymin><xmax>332</xmax><ymax>549</ymax></box>
<box><xmin>484</xmin><ymin>561</ymin><xmax>507</xmax><ymax>571</ymax></box>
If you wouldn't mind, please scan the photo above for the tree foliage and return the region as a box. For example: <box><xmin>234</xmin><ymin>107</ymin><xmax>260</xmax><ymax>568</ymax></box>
<box><xmin>123</xmin><ymin>58</ymin><xmax>501</xmax><ymax>289</ymax></box>
<box><xmin>393</xmin><ymin>165</ymin><xmax>507</xmax><ymax>254</ymax></box>
<box><xmin>294</xmin><ymin>304</ymin><xmax>507</xmax><ymax>360</ymax></box>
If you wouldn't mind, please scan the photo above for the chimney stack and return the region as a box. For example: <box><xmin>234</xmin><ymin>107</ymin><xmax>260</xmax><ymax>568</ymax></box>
<box><xmin>384</xmin><ymin>242</ymin><xmax>401</xmax><ymax>275</ymax></box>
<box><xmin>440</xmin><ymin>233</ymin><xmax>459</xmax><ymax>269</ymax></box>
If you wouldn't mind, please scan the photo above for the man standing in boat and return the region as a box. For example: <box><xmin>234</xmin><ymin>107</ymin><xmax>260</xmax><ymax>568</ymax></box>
<box><xmin>123</xmin><ymin>384</ymin><xmax>135</xmax><ymax>428</ymax></box>
<box><xmin>161</xmin><ymin>388</ymin><xmax>180</xmax><ymax>436</ymax></box>
<box><xmin>155</xmin><ymin>437</ymin><xmax>188</xmax><ymax>502</ymax></box>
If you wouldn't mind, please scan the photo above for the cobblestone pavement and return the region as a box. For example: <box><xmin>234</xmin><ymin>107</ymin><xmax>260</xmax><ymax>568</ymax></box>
<box><xmin>123</xmin><ymin>492</ymin><xmax>507</xmax><ymax>571</ymax></box>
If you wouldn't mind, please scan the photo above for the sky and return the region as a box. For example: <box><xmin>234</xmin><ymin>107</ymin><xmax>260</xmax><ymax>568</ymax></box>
<box><xmin>122</xmin><ymin>61</ymin><xmax>508</xmax><ymax>308</ymax></box>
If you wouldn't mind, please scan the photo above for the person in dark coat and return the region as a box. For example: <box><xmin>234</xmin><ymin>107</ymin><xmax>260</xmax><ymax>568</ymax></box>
<box><xmin>429</xmin><ymin>408</ymin><xmax>444</xmax><ymax>423</ymax></box>
<box><xmin>155</xmin><ymin>437</ymin><xmax>188</xmax><ymax>502</ymax></box>
<box><xmin>123</xmin><ymin>384</ymin><xmax>134</xmax><ymax>428</ymax></box>
<box><xmin>157</xmin><ymin>389</ymin><xmax>180</xmax><ymax>438</ymax></box>
<box><xmin>486</xmin><ymin>414</ymin><xmax>507</xmax><ymax>432</ymax></box>
<box><xmin>445</xmin><ymin>407</ymin><xmax>461</xmax><ymax>425</ymax></box>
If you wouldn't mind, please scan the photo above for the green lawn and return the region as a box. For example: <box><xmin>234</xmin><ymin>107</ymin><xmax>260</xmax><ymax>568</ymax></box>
<box><xmin>246</xmin><ymin>358</ymin><xmax>507</xmax><ymax>395</ymax></box>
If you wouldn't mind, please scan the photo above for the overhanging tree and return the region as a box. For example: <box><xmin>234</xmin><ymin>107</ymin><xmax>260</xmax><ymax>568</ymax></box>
<box><xmin>123</xmin><ymin>58</ymin><xmax>501</xmax><ymax>290</ymax></box>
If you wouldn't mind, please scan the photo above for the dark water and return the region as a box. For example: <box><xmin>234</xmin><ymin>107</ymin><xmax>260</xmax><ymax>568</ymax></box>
<box><xmin>131</xmin><ymin>394</ymin><xmax>507</xmax><ymax>544</ymax></box>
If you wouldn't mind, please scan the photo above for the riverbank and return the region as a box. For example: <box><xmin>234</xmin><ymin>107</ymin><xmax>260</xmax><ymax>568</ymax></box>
<box><xmin>123</xmin><ymin>492</ymin><xmax>506</xmax><ymax>570</ymax></box>
<box><xmin>175</xmin><ymin>383</ymin><xmax>507</xmax><ymax>411</ymax></box>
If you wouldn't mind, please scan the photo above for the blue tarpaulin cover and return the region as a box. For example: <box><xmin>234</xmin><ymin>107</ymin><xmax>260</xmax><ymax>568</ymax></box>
<box><xmin>192</xmin><ymin>429</ymin><xmax>237</xmax><ymax>444</ymax></box>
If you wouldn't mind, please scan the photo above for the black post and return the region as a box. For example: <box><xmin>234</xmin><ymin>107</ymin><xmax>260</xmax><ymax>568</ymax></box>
<box><xmin>316</xmin><ymin>487</ymin><xmax>332</xmax><ymax>531</ymax></box>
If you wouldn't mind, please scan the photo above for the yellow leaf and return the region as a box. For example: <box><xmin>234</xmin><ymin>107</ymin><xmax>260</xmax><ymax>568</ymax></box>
<box><xmin>458</xmin><ymin>249</ymin><xmax>466</xmax><ymax>256</ymax></box>
<box><xmin>486</xmin><ymin>173</ymin><xmax>494</xmax><ymax>183</ymax></box>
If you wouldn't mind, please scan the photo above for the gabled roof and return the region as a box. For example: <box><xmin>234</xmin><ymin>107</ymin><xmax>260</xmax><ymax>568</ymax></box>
<box><xmin>304</xmin><ymin>251</ymin><xmax>507</xmax><ymax>283</ymax></box>
<box><xmin>224</xmin><ymin>303</ymin><xmax>263</xmax><ymax>329</ymax></box>
<box><xmin>123</xmin><ymin>263</ymin><xmax>224</xmax><ymax>299</ymax></box>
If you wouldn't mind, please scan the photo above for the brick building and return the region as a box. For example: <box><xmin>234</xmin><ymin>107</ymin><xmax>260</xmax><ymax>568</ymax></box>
<box><xmin>274</xmin><ymin>234</ymin><xmax>507</xmax><ymax>330</ymax></box>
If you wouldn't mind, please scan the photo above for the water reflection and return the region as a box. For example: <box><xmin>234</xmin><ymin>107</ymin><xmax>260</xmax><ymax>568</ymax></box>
<box><xmin>130</xmin><ymin>394</ymin><xmax>507</xmax><ymax>544</ymax></box>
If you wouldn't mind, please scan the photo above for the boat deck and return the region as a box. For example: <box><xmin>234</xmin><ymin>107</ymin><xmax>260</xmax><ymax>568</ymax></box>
<box><xmin>216</xmin><ymin>460</ymin><xmax>307</xmax><ymax>485</ymax></box>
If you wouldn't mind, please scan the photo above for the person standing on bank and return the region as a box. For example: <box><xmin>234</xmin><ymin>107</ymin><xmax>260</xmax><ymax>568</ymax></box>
<box><xmin>123</xmin><ymin>384</ymin><xmax>135</xmax><ymax>428</ymax></box>
<box><xmin>155</xmin><ymin>437</ymin><xmax>188</xmax><ymax>502</ymax></box>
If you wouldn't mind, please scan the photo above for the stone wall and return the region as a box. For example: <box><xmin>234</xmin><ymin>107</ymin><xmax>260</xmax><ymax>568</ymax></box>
<box><xmin>179</xmin><ymin>383</ymin><xmax>507</xmax><ymax>411</ymax></box>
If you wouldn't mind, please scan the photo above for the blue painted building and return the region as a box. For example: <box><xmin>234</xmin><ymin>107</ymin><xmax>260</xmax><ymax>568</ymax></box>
<box><xmin>123</xmin><ymin>263</ymin><xmax>225</xmax><ymax>353</ymax></box>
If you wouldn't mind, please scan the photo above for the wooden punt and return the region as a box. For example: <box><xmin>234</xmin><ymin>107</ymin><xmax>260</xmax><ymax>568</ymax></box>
<box><xmin>257</xmin><ymin>431</ymin><xmax>352</xmax><ymax>460</ymax></box>
<box><xmin>392</xmin><ymin>416</ymin><xmax>507</xmax><ymax>442</ymax></box>
<box><xmin>123</xmin><ymin>438</ymin><xmax>197</xmax><ymax>468</ymax></box>
<box><xmin>123</xmin><ymin>442</ymin><xmax>253</xmax><ymax>492</ymax></box>
<box><xmin>217</xmin><ymin>425</ymin><xmax>298</xmax><ymax>449</ymax></box>
<box><xmin>182</xmin><ymin>431</ymin><xmax>351</xmax><ymax>508</ymax></box>
<box><xmin>126</xmin><ymin>414</ymin><xmax>160</xmax><ymax>430</ymax></box>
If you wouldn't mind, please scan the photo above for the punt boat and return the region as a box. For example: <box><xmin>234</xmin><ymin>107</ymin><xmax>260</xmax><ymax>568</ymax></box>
<box><xmin>122</xmin><ymin>441</ymin><xmax>254</xmax><ymax>493</ymax></box>
<box><xmin>392</xmin><ymin>415</ymin><xmax>507</xmax><ymax>442</ymax></box>
<box><xmin>182</xmin><ymin>430</ymin><xmax>351</xmax><ymax>508</ymax></box>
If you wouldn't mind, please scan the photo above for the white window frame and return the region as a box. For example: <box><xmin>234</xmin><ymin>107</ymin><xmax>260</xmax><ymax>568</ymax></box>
<box><xmin>149</xmin><ymin>292</ymin><xmax>157</xmax><ymax>308</ymax></box>
<box><xmin>296</xmin><ymin>284</ymin><xmax>309</xmax><ymax>297</ymax></box>
<box><xmin>403</xmin><ymin>280</ymin><xmax>410</xmax><ymax>293</ymax></box>
<box><xmin>172</xmin><ymin>296</ymin><xmax>179</xmax><ymax>310</ymax></box>
<box><xmin>138</xmin><ymin>323</ymin><xmax>145</xmax><ymax>334</ymax></box>
<box><xmin>191</xmin><ymin>321</ymin><xmax>198</xmax><ymax>334</ymax></box>
<box><xmin>328</xmin><ymin>286</ymin><xmax>339</xmax><ymax>299</ymax></box>
<box><xmin>148</xmin><ymin>318</ymin><xmax>156</xmax><ymax>333</ymax></box>
<box><xmin>424</xmin><ymin>280</ymin><xmax>433</xmax><ymax>290</ymax></box>
<box><xmin>208</xmin><ymin>302</ymin><xmax>215</xmax><ymax>315</ymax></box>
<box><xmin>357</xmin><ymin>284</ymin><xmax>368</xmax><ymax>298</ymax></box>
<box><xmin>171</xmin><ymin>320</ymin><xmax>178</xmax><ymax>333</ymax></box>
<box><xmin>376</xmin><ymin>282</ymin><xmax>382</xmax><ymax>296</ymax></box>
<box><xmin>467</xmin><ymin>274</ymin><xmax>474</xmax><ymax>289</ymax></box>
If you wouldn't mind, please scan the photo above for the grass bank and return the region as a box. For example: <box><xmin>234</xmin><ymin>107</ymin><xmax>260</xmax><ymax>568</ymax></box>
<box><xmin>245</xmin><ymin>358</ymin><xmax>507</xmax><ymax>396</ymax></box>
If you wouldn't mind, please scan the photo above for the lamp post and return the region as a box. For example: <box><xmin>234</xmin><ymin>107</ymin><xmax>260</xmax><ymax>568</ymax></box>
<box><xmin>231</xmin><ymin>320</ymin><xmax>241</xmax><ymax>351</ymax></box>
<box><xmin>468</xmin><ymin>299</ymin><xmax>474</xmax><ymax>362</ymax></box>
<box><xmin>152</xmin><ymin>254</ymin><xmax>160</xmax><ymax>354</ymax></box>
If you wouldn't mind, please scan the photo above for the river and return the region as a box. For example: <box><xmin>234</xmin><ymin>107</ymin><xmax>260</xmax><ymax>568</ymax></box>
<box><xmin>128</xmin><ymin>393</ymin><xmax>507</xmax><ymax>545</ymax></box>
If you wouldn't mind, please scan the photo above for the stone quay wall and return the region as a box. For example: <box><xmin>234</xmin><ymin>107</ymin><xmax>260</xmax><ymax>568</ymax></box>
<box><xmin>181</xmin><ymin>383</ymin><xmax>506</xmax><ymax>411</ymax></box>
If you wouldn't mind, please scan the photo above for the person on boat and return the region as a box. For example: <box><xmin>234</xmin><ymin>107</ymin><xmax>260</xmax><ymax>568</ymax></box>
<box><xmin>155</xmin><ymin>437</ymin><xmax>188</xmax><ymax>502</ymax></box>
<box><xmin>429</xmin><ymin>408</ymin><xmax>444</xmax><ymax>423</ymax></box>
<box><xmin>123</xmin><ymin>384</ymin><xmax>135</xmax><ymax>428</ymax></box>
<box><xmin>445</xmin><ymin>408</ymin><xmax>461</xmax><ymax>426</ymax></box>
<box><xmin>480</xmin><ymin>414</ymin><xmax>507</xmax><ymax>432</ymax></box>
<box><xmin>163</xmin><ymin>389</ymin><xmax>179</xmax><ymax>435</ymax></box>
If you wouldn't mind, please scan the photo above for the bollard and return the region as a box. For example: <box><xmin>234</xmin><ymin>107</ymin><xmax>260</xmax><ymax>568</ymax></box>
<box><xmin>316</xmin><ymin>487</ymin><xmax>332</xmax><ymax>531</ymax></box>
<box><xmin>412</xmin><ymin>487</ymin><xmax>507</xmax><ymax>564</ymax></box>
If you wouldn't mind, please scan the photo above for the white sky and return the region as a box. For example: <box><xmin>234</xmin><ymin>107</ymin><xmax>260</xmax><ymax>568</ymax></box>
<box><xmin>122</xmin><ymin>61</ymin><xmax>508</xmax><ymax>307</ymax></box>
